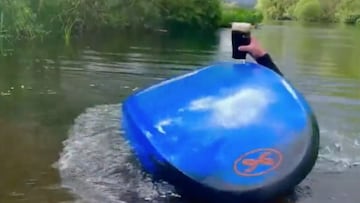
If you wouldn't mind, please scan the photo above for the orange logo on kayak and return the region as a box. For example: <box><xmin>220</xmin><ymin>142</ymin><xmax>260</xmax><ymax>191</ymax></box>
<box><xmin>233</xmin><ymin>148</ymin><xmax>283</xmax><ymax>177</ymax></box>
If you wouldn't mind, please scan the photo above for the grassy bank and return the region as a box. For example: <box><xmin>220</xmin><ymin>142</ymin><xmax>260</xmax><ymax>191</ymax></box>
<box><xmin>256</xmin><ymin>0</ymin><xmax>360</xmax><ymax>25</ymax></box>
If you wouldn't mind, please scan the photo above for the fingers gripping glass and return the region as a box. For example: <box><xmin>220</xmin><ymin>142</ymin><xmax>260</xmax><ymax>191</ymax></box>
<box><xmin>231</xmin><ymin>22</ymin><xmax>252</xmax><ymax>60</ymax></box>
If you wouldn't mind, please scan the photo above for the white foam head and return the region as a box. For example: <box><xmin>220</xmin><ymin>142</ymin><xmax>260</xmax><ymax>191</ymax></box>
<box><xmin>231</xmin><ymin>22</ymin><xmax>252</xmax><ymax>32</ymax></box>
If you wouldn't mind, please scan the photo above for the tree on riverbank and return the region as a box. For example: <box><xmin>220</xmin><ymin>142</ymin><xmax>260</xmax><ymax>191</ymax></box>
<box><xmin>256</xmin><ymin>0</ymin><xmax>360</xmax><ymax>25</ymax></box>
<box><xmin>336</xmin><ymin>0</ymin><xmax>360</xmax><ymax>24</ymax></box>
<box><xmin>293</xmin><ymin>0</ymin><xmax>322</xmax><ymax>22</ymax></box>
<box><xmin>220</xmin><ymin>2</ymin><xmax>263</xmax><ymax>27</ymax></box>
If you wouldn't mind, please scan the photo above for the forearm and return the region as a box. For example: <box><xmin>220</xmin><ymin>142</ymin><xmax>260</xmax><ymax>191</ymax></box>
<box><xmin>255</xmin><ymin>54</ymin><xmax>283</xmax><ymax>77</ymax></box>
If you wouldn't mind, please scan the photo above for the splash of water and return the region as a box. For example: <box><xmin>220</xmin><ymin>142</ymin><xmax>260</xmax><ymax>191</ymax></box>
<box><xmin>57</xmin><ymin>104</ymin><xmax>180</xmax><ymax>203</ymax></box>
<box><xmin>315</xmin><ymin>128</ymin><xmax>360</xmax><ymax>172</ymax></box>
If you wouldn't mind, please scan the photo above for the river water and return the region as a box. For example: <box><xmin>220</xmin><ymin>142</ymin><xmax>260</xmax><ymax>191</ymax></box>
<box><xmin>1</xmin><ymin>22</ymin><xmax>360</xmax><ymax>203</ymax></box>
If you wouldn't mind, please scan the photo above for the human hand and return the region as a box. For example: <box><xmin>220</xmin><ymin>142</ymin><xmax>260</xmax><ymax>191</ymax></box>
<box><xmin>238</xmin><ymin>37</ymin><xmax>267</xmax><ymax>59</ymax></box>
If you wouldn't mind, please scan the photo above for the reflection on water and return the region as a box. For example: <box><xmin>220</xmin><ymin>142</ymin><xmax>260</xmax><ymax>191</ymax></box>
<box><xmin>1</xmin><ymin>22</ymin><xmax>360</xmax><ymax>202</ymax></box>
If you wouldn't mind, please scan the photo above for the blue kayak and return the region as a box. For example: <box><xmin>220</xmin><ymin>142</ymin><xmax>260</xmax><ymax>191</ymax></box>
<box><xmin>121</xmin><ymin>61</ymin><xmax>319</xmax><ymax>202</ymax></box>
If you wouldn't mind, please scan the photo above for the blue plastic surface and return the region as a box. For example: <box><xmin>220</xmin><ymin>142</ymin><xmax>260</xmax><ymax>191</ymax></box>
<box><xmin>121</xmin><ymin>61</ymin><xmax>319</xmax><ymax>199</ymax></box>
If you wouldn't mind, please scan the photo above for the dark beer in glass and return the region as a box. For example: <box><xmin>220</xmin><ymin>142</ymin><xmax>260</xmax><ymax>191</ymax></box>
<box><xmin>231</xmin><ymin>22</ymin><xmax>252</xmax><ymax>60</ymax></box>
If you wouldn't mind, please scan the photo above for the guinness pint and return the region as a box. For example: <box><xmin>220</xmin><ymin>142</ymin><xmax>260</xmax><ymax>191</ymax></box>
<box><xmin>231</xmin><ymin>22</ymin><xmax>252</xmax><ymax>60</ymax></box>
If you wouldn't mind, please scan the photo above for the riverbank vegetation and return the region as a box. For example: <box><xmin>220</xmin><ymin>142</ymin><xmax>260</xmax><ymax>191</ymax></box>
<box><xmin>0</xmin><ymin>0</ymin><xmax>223</xmax><ymax>43</ymax></box>
<box><xmin>256</xmin><ymin>0</ymin><xmax>360</xmax><ymax>25</ymax></box>
<box><xmin>0</xmin><ymin>0</ymin><xmax>265</xmax><ymax>52</ymax></box>
<box><xmin>3</xmin><ymin>0</ymin><xmax>359</xmax><ymax>48</ymax></box>
<box><xmin>219</xmin><ymin>3</ymin><xmax>263</xmax><ymax>27</ymax></box>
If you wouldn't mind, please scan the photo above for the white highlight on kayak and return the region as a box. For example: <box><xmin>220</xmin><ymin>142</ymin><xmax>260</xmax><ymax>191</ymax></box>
<box><xmin>281</xmin><ymin>79</ymin><xmax>298</xmax><ymax>100</ymax></box>
<box><xmin>155</xmin><ymin>119</ymin><xmax>173</xmax><ymax>134</ymax></box>
<box><xmin>188</xmin><ymin>88</ymin><xmax>274</xmax><ymax>128</ymax></box>
<box><xmin>155</xmin><ymin>117</ymin><xmax>183</xmax><ymax>135</ymax></box>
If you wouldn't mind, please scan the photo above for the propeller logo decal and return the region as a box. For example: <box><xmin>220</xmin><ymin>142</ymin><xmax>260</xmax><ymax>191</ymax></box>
<box><xmin>233</xmin><ymin>148</ymin><xmax>283</xmax><ymax>177</ymax></box>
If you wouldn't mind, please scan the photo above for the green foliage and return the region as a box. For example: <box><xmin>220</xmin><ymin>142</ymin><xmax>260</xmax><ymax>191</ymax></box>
<box><xmin>255</xmin><ymin>0</ymin><xmax>360</xmax><ymax>25</ymax></box>
<box><xmin>159</xmin><ymin>0</ymin><xmax>221</xmax><ymax>30</ymax></box>
<box><xmin>219</xmin><ymin>4</ymin><xmax>263</xmax><ymax>27</ymax></box>
<box><xmin>255</xmin><ymin>0</ymin><xmax>298</xmax><ymax>20</ymax></box>
<box><xmin>0</xmin><ymin>0</ymin><xmax>222</xmax><ymax>42</ymax></box>
<box><xmin>318</xmin><ymin>0</ymin><xmax>341</xmax><ymax>22</ymax></box>
<box><xmin>335</xmin><ymin>0</ymin><xmax>360</xmax><ymax>24</ymax></box>
<box><xmin>0</xmin><ymin>0</ymin><xmax>48</xmax><ymax>40</ymax></box>
<box><xmin>293</xmin><ymin>0</ymin><xmax>322</xmax><ymax>22</ymax></box>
